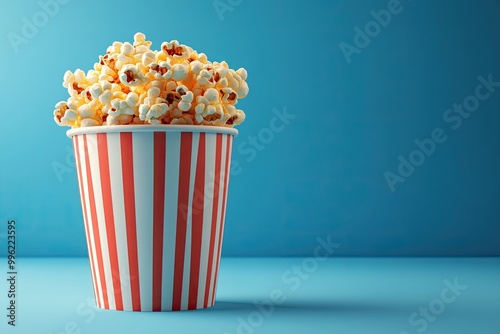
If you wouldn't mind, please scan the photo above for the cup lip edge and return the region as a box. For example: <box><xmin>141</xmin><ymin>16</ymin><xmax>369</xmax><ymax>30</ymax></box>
<box><xmin>66</xmin><ymin>124</ymin><xmax>239</xmax><ymax>138</ymax></box>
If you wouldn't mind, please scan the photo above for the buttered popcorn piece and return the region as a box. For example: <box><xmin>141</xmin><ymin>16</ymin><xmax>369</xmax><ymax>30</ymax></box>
<box><xmin>63</xmin><ymin>69</ymin><xmax>96</xmax><ymax>97</ymax></box>
<box><xmin>194</xmin><ymin>88</ymin><xmax>225</xmax><ymax>124</ymax></box>
<box><xmin>176</xmin><ymin>85</ymin><xmax>194</xmax><ymax>112</ymax></box>
<box><xmin>53</xmin><ymin>101</ymin><xmax>75</xmax><ymax>126</ymax></box>
<box><xmin>53</xmin><ymin>33</ymin><xmax>248</xmax><ymax>128</ymax></box>
<box><xmin>161</xmin><ymin>40</ymin><xmax>191</xmax><ymax>63</ymax></box>
<box><xmin>148</xmin><ymin>61</ymin><xmax>172</xmax><ymax>80</ymax></box>
<box><xmin>119</xmin><ymin>64</ymin><xmax>145</xmax><ymax>87</ymax></box>
<box><xmin>138</xmin><ymin>87</ymin><xmax>170</xmax><ymax>123</ymax></box>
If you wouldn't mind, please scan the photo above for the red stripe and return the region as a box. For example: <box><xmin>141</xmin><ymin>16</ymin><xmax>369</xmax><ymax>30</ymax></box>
<box><xmin>120</xmin><ymin>132</ymin><xmax>141</xmax><ymax>311</ymax></box>
<box><xmin>172</xmin><ymin>132</ymin><xmax>193</xmax><ymax>311</ymax></box>
<box><xmin>211</xmin><ymin>134</ymin><xmax>233</xmax><ymax>305</ymax></box>
<box><xmin>83</xmin><ymin>134</ymin><xmax>109</xmax><ymax>309</ymax></box>
<box><xmin>188</xmin><ymin>133</ymin><xmax>206</xmax><ymax>309</ymax></box>
<box><xmin>203</xmin><ymin>134</ymin><xmax>222</xmax><ymax>307</ymax></box>
<box><xmin>97</xmin><ymin>133</ymin><xmax>123</xmax><ymax>310</ymax></box>
<box><xmin>152</xmin><ymin>132</ymin><xmax>166</xmax><ymax>311</ymax></box>
<box><xmin>74</xmin><ymin>136</ymin><xmax>99</xmax><ymax>305</ymax></box>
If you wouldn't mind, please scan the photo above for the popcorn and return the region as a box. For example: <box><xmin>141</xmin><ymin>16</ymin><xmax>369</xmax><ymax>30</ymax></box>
<box><xmin>110</xmin><ymin>92</ymin><xmax>138</xmax><ymax>116</ymax></box>
<box><xmin>196</xmin><ymin>68</ymin><xmax>213</xmax><ymax>86</ymax></box>
<box><xmin>78</xmin><ymin>104</ymin><xmax>95</xmax><ymax>119</ymax></box>
<box><xmin>121</xmin><ymin>42</ymin><xmax>135</xmax><ymax>57</ymax></box>
<box><xmin>220</xmin><ymin>87</ymin><xmax>238</xmax><ymax>105</ymax></box>
<box><xmin>148</xmin><ymin>61</ymin><xmax>172</xmax><ymax>80</ymax></box>
<box><xmin>119</xmin><ymin>64</ymin><xmax>145</xmax><ymax>87</ymax></box>
<box><xmin>171</xmin><ymin>63</ymin><xmax>188</xmax><ymax>81</ymax></box>
<box><xmin>138</xmin><ymin>87</ymin><xmax>170</xmax><ymax>124</ymax></box>
<box><xmin>171</xmin><ymin>114</ymin><xmax>195</xmax><ymax>125</ymax></box>
<box><xmin>107</xmin><ymin>41</ymin><xmax>123</xmax><ymax>54</ymax></box>
<box><xmin>176</xmin><ymin>85</ymin><xmax>194</xmax><ymax>112</ymax></box>
<box><xmin>53</xmin><ymin>101</ymin><xmax>74</xmax><ymax>126</ymax></box>
<box><xmin>133</xmin><ymin>32</ymin><xmax>152</xmax><ymax>49</ymax></box>
<box><xmin>161</xmin><ymin>40</ymin><xmax>191</xmax><ymax>63</ymax></box>
<box><xmin>53</xmin><ymin>33</ymin><xmax>248</xmax><ymax>128</ymax></box>
<box><xmin>231</xmin><ymin>109</ymin><xmax>246</xmax><ymax>126</ymax></box>
<box><xmin>142</xmin><ymin>51</ymin><xmax>156</xmax><ymax>66</ymax></box>
<box><xmin>194</xmin><ymin>88</ymin><xmax>225</xmax><ymax>124</ymax></box>
<box><xmin>63</xmin><ymin>69</ymin><xmax>91</xmax><ymax>97</ymax></box>
<box><xmin>81</xmin><ymin>118</ymin><xmax>100</xmax><ymax>127</ymax></box>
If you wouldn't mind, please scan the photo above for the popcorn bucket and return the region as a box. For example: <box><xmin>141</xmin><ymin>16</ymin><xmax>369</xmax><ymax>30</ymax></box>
<box><xmin>67</xmin><ymin>125</ymin><xmax>237</xmax><ymax>311</ymax></box>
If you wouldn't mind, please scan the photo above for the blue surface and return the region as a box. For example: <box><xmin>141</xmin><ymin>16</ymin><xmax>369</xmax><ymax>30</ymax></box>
<box><xmin>0</xmin><ymin>0</ymin><xmax>500</xmax><ymax>256</ymax></box>
<box><xmin>2</xmin><ymin>257</ymin><xmax>499</xmax><ymax>334</ymax></box>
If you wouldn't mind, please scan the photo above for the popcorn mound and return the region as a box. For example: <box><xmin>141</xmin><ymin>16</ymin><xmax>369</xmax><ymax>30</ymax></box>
<box><xmin>53</xmin><ymin>33</ymin><xmax>249</xmax><ymax>128</ymax></box>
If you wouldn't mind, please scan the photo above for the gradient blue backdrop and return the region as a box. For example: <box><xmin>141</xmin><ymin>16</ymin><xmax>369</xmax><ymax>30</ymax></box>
<box><xmin>0</xmin><ymin>0</ymin><xmax>499</xmax><ymax>256</ymax></box>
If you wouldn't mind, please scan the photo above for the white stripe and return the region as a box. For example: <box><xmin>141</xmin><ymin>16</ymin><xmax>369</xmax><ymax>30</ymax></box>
<box><xmin>79</xmin><ymin>135</ymin><xmax>104</xmax><ymax>308</ymax></box>
<box><xmin>208</xmin><ymin>134</ymin><xmax>228</xmax><ymax>305</ymax></box>
<box><xmin>224</xmin><ymin>135</ymin><xmax>234</xmax><ymax>203</ymax></box>
<box><xmin>74</xmin><ymin>138</ymin><xmax>98</xmax><ymax>305</ymax></box>
<box><xmin>87</xmin><ymin>133</ymin><xmax>115</xmax><ymax>309</ymax></box>
<box><xmin>212</xmin><ymin>135</ymin><xmax>233</xmax><ymax>304</ymax></box>
<box><xmin>161</xmin><ymin>132</ymin><xmax>180</xmax><ymax>310</ymax></box>
<box><xmin>132</xmin><ymin>132</ymin><xmax>154</xmax><ymax>311</ymax></box>
<box><xmin>181</xmin><ymin>132</ymin><xmax>199</xmax><ymax>309</ymax></box>
<box><xmin>221</xmin><ymin>134</ymin><xmax>233</xmax><ymax>227</ymax></box>
<box><xmin>219</xmin><ymin>135</ymin><xmax>233</xmax><ymax>242</ymax></box>
<box><xmin>78</xmin><ymin>137</ymin><xmax>100</xmax><ymax>305</ymax></box>
<box><xmin>197</xmin><ymin>133</ymin><xmax>216</xmax><ymax>308</ymax></box>
<box><xmin>213</xmin><ymin>135</ymin><xmax>232</xmax><ymax>303</ymax></box>
<box><xmin>107</xmin><ymin>133</ymin><xmax>132</xmax><ymax>311</ymax></box>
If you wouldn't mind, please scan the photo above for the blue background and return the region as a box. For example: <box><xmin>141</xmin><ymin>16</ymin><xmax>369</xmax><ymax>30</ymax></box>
<box><xmin>0</xmin><ymin>0</ymin><xmax>499</xmax><ymax>257</ymax></box>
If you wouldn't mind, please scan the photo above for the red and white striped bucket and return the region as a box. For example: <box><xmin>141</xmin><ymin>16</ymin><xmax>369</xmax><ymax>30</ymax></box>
<box><xmin>67</xmin><ymin>125</ymin><xmax>237</xmax><ymax>311</ymax></box>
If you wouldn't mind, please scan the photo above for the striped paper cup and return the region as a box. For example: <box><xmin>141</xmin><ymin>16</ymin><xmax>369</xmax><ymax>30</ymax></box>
<box><xmin>67</xmin><ymin>125</ymin><xmax>237</xmax><ymax>311</ymax></box>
